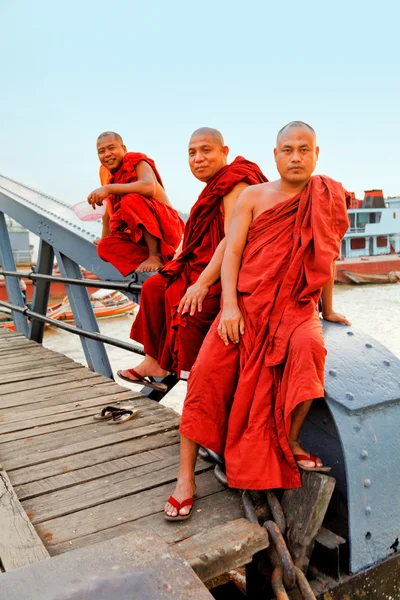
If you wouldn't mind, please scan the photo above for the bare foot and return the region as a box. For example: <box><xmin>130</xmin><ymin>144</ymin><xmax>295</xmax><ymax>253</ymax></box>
<box><xmin>165</xmin><ymin>476</ymin><xmax>197</xmax><ymax>518</ymax></box>
<box><xmin>288</xmin><ymin>439</ymin><xmax>323</xmax><ymax>469</ymax></box>
<box><xmin>136</xmin><ymin>253</ymin><xmax>163</xmax><ymax>273</ymax></box>
<box><xmin>93</xmin><ymin>238</ymin><xmax>101</xmax><ymax>246</ymax></box>
<box><xmin>119</xmin><ymin>359</ymin><xmax>168</xmax><ymax>382</ymax></box>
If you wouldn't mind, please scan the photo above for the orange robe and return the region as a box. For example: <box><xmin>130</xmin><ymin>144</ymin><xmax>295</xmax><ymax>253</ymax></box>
<box><xmin>130</xmin><ymin>157</ymin><xmax>268</xmax><ymax>377</ymax></box>
<box><xmin>97</xmin><ymin>153</ymin><xmax>184</xmax><ymax>276</ymax></box>
<box><xmin>99</xmin><ymin>165</ymin><xmax>113</xmax><ymax>216</ymax></box>
<box><xmin>180</xmin><ymin>175</ymin><xmax>350</xmax><ymax>490</ymax></box>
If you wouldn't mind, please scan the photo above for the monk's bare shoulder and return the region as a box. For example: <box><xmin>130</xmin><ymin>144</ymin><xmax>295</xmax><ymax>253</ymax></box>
<box><xmin>236</xmin><ymin>181</ymin><xmax>277</xmax><ymax>217</ymax></box>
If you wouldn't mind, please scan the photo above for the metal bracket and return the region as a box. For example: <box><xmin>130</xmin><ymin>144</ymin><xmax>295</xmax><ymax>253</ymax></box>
<box><xmin>300</xmin><ymin>322</ymin><xmax>400</xmax><ymax>573</ymax></box>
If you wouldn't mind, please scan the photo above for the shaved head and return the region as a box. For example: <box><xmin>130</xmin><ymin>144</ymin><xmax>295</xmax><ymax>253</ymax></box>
<box><xmin>277</xmin><ymin>121</ymin><xmax>316</xmax><ymax>143</ymax></box>
<box><xmin>97</xmin><ymin>131</ymin><xmax>124</xmax><ymax>145</ymax></box>
<box><xmin>190</xmin><ymin>127</ymin><xmax>225</xmax><ymax>147</ymax></box>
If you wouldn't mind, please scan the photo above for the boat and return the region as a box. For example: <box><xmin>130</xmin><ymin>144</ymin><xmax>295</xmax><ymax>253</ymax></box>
<box><xmin>342</xmin><ymin>270</ymin><xmax>400</xmax><ymax>284</ymax></box>
<box><xmin>336</xmin><ymin>189</ymin><xmax>400</xmax><ymax>283</ymax></box>
<box><xmin>0</xmin><ymin>290</ymin><xmax>136</xmax><ymax>330</ymax></box>
<box><xmin>58</xmin><ymin>289</ymin><xmax>136</xmax><ymax>322</ymax></box>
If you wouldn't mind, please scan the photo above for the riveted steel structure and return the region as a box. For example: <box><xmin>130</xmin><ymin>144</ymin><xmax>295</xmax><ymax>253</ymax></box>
<box><xmin>300</xmin><ymin>321</ymin><xmax>400</xmax><ymax>573</ymax></box>
<box><xmin>0</xmin><ymin>174</ymin><xmax>149</xmax><ymax>378</ymax></box>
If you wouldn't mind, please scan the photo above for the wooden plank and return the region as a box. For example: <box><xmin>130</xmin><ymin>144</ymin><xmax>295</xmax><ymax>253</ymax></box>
<box><xmin>0</xmin><ymin>347</ymin><xmax>62</xmax><ymax>359</ymax></box>
<box><xmin>0</xmin><ymin>329</ymin><xmax>24</xmax><ymax>338</ymax></box>
<box><xmin>0</xmin><ymin>402</ymin><xmax>171</xmax><ymax>460</ymax></box>
<box><xmin>24</xmin><ymin>450</ymin><xmax>210</xmax><ymax>524</ymax></box>
<box><xmin>50</xmin><ymin>488</ymin><xmax>243</xmax><ymax>555</ymax></box>
<box><xmin>0</xmin><ymin>390</ymin><xmax>142</xmax><ymax>430</ymax></box>
<box><xmin>16</xmin><ymin>442</ymin><xmax>181</xmax><ymax>500</ymax></box>
<box><xmin>0</xmin><ymin>372</ymin><xmax>105</xmax><ymax>407</ymax></box>
<box><xmin>0</xmin><ymin>396</ymin><xmax>155</xmax><ymax>442</ymax></box>
<box><xmin>0</xmin><ymin>368</ymin><xmax>105</xmax><ymax>397</ymax></box>
<box><xmin>0</xmin><ymin>530</ymin><xmax>214</xmax><ymax>600</ymax></box>
<box><xmin>0</xmin><ymin>342</ymin><xmax>38</xmax><ymax>353</ymax></box>
<box><xmin>0</xmin><ymin>362</ymin><xmax>81</xmax><ymax>386</ymax></box>
<box><xmin>9</xmin><ymin>429</ymin><xmax>180</xmax><ymax>486</ymax></box>
<box><xmin>174</xmin><ymin>519</ymin><xmax>269</xmax><ymax>583</ymax></box>
<box><xmin>0</xmin><ymin>356</ymin><xmax>76</xmax><ymax>374</ymax></box>
<box><xmin>0</xmin><ymin>470</ymin><xmax>49</xmax><ymax>570</ymax></box>
<box><xmin>0</xmin><ymin>381</ymin><xmax>124</xmax><ymax>413</ymax></box>
<box><xmin>281</xmin><ymin>471</ymin><xmax>336</xmax><ymax>573</ymax></box>
<box><xmin>36</xmin><ymin>470</ymin><xmax>225</xmax><ymax>548</ymax></box>
<box><xmin>0</xmin><ymin>337</ymin><xmax>33</xmax><ymax>347</ymax></box>
<box><xmin>2</xmin><ymin>413</ymin><xmax>180</xmax><ymax>470</ymax></box>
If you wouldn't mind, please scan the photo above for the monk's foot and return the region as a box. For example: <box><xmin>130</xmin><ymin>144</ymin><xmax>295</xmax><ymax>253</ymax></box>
<box><xmin>119</xmin><ymin>361</ymin><xmax>169</xmax><ymax>382</ymax></box>
<box><xmin>164</xmin><ymin>476</ymin><xmax>197</xmax><ymax>518</ymax></box>
<box><xmin>288</xmin><ymin>439</ymin><xmax>323</xmax><ymax>469</ymax></box>
<box><xmin>136</xmin><ymin>253</ymin><xmax>163</xmax><ymax>273</ymax></box>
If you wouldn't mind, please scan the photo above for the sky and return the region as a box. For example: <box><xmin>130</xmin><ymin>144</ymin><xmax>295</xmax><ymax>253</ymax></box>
<box><xmin>1</xmin><ymin>0</ymin><xmax>399</xmax><ymax>213</ymax></box>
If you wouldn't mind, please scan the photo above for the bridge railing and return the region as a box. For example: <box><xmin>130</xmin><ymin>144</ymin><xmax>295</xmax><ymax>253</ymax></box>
<box><xmin>0</xmin><ymin>174</ymin><xmax>148</xmax><ymax>378</ymax></box>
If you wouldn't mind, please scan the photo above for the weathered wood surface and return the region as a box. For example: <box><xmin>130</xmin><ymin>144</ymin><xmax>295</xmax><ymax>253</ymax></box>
<box><xmin>0</xmin><ymin>530</ymin><xmax>214</xmax><ymax>600</ymax></box>
<box><xmin>0</xmin><ymin>469</ymin><xmax>50</xmax><ymax>570</ymax></box>
<box><xmin>174</xmin><ymin>518</ymin><xmax>269</xmax><ymax>583</ymax></box>
<box><xmin>0</xmin><ymin>327</ymin><xmax>269</xmax><ymax>580</ymax></box>
<box><xmin>281</xmin><ymin>471</ymin><xmax>336</xmax><ymax>573</ymax></box>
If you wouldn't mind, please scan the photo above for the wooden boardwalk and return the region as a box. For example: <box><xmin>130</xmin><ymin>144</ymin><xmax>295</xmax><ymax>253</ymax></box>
<box><xmin>0</xmin><ymin>327</ymin><xmax>268</xmax><ymax>587</ymax></box>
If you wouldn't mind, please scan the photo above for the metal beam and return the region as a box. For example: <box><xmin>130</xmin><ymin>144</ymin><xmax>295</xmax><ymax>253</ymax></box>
<box><xmin>0</xmin><ymin>212</ymin><xmax>29</xmax><ymax>335</ymax></box>
<box><xmin>55</xmin><ymin>251</ymin><xmax>113</xmax><ymax>378</ymax></box>
<box><xmin>0</xmin><ymin>182</ymin><xmax>122</xmax><ymax>282</ymax></box>
<box><xmin>29</xmin><ymin>240</ymin><xmax>54</xmax><ymax>343</ymax></box>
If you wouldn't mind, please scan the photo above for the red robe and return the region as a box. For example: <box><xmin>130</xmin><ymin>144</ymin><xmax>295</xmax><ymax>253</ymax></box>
<box><xmin>130</xmin><ymin>157</ymin><xmax>268</xmax><ymax>377</ymax></box>
<box><xmin>97</xmin><ymin>153</ymin><xmax>184</xmax><ymax>276</ymax></box>
<box><xmin>180</xmin><ymin>175</ymin><xmax>350</xmax><ymax>490</ymax></box>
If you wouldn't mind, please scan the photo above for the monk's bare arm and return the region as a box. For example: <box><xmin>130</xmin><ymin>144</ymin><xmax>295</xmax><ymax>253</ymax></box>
<box><xmin>178</xmin><ymin>182</ymin><xmax>249</xmax><ymax>316</ymax></box>
<box><xmin>93</xmin><ymin>212</ymin><xmax>110</xmax><ymax>245</ymax></box>
<box><xmin>218</xmin><ymin>187</ymin><xmax>255</xmax><ymax>344</ymax></box>
<box><xmin>321</xmin><ymin>263</ymin><xmax>350</xmax><ymax>325</ymax></box>
<box><xmin>88</xmin><ymin>161</ymin><xmax>158</xmax><ymax>205</ymax></box>
<box><xmin>106</xmin><ymin>161</ymin><xmax>157</xmax><ymax>197</ymax></box>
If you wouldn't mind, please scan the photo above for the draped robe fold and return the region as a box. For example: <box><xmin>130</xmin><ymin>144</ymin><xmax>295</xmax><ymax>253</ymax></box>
<box><xmin>97</xmin><ymin>153</ymin><xmax>184</xmax><ymax>276</ymax></box>
<box><xmin>130</xmin><ymin>157</ymin><xmax>267</xmax><ymax>377</ymax></box>
<box><xmin>180</xmin><ymin>175</ymin><xmax>350</xmax><ymax>490</ymax></box>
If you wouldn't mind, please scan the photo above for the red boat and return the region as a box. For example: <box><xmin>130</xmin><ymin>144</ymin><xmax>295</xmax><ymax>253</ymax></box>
<box><xmin>0</xmin><ymin>290</ymin><xmax>136</xmax><ymax>331</ymax></box>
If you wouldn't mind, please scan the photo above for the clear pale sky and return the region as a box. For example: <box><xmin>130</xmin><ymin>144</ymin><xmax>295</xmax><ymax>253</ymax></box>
<box><xmin>1</xmin><ymin>0</ymin><xmax>399</xmax><ymax>212</ymax></box>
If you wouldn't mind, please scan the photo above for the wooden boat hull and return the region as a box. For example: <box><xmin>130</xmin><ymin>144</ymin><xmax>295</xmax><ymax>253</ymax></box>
<box><xmin>342</xmin><ymin>270</ymin><xmax>400</xmax><ymax>284</ymax></box>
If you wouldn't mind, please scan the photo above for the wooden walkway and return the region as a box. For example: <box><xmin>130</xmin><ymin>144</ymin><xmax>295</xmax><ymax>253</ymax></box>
<box><xmin>0</xmin><ymin>327</ymin><xmax>268</xmax><ymax>587</ymax></box>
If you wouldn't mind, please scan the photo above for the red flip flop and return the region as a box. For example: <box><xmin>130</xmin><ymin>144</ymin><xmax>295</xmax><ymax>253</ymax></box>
<box><xmin>164</xmin><ymin>496</ymin><xmax>194</xmax><ymax>521</ymax></box>
<box><xmin>117</xmin><ymin>369</ymin><xmax>168</xmax><ymax>392</ymax></box>
<box><xmin>294</xmin><ymin>453</ymin><xmax>331</xmax><ymax>472</ymax></box>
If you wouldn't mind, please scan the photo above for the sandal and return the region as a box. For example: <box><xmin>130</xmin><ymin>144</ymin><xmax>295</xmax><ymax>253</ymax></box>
<box><xmin>164</xmin><ymin>496</ymin><xmax>194</xmax><ymax>522</ymax></box>
<box><xmin>294</xmin><ymin>453</ymin><xmax>331</xmax><ymax>472</ymax></box>
<box><xmin>109</xmin><ymin>408</ymin><xmax>139</xmax><ymax>424</ymax></box>
<box><xmin>117</xmin><ymin>368</ymin><xmax>168</xmax><ymax>392</ymax></box>
<box><xmin>93</xmin><ymin>402</ymin><xmax>137</xmax><ymax>421</ymax></box>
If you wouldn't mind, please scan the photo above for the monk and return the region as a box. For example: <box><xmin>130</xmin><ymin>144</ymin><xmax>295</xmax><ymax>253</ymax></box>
<box><xmin>165</xmin><ymin>121</ymin><xmax>350</xmax><ymax>520</ymax></box>
<box><xmin>88</xmin><ymin>132</ymin><xmax>184</xmax><ymax>274</ymax></box>
<box><xmin>117</xmin><ymin>128</ymin><xmax>267</xmax><ymax>390</ymax></box>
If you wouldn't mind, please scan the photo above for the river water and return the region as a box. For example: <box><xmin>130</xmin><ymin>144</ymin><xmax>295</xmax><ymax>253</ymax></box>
<box><xmin>43</xmin><ymin>284</ymin><xmax>400</xmax><ymax>387</ymax></box>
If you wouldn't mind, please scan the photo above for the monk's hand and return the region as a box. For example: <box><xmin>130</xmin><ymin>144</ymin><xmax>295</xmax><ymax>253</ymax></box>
<box><xmin>87</xmin><ymin>186</ymin><xmax>109</xmax><ymax>207</ymax></box>
<box><xmin>218</xmin><ymin>305</ymin><xmax>245</xmax><ymax>345</ymax></box>
<box><xmin>178</xmin><ymin>282</ymin><xmax>210</xmax><ymax>316</ymax></box>
<box><xmin>322</xmin><ymin>310</ymin><xmax>351</xmax><ymax>326</ymax></box>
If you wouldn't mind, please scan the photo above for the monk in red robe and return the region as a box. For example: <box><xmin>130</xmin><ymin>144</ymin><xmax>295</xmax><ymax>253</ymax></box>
<box><xmin>165</xmin><ymin>121</ymin><xmax>350</xmax><ymax>520</ymax></box>
<box><xmin>118</xmin><ymin>127</ymin><xmax>267</xmax><ymax>389</ymax></box>
<box><xmin>88</xmin><ymin>132</ymin><xmax>184</xmax><ymax>274</ymax></box>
